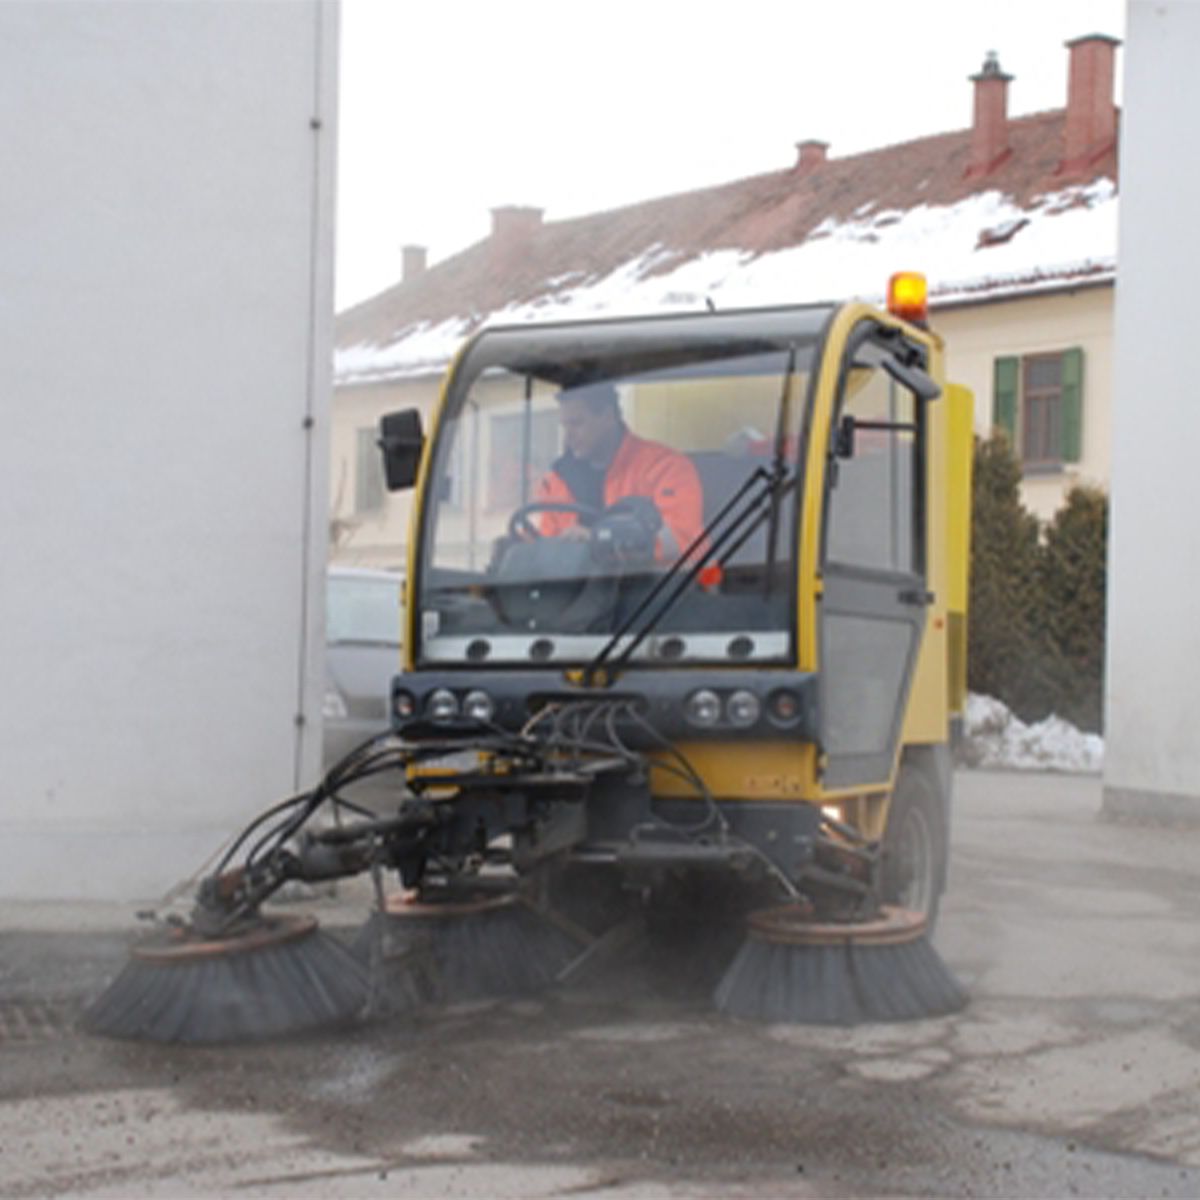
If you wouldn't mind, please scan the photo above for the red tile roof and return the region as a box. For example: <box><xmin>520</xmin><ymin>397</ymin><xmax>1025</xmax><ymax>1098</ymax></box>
<box><xmin>336</xmin><ymin>107</ymin><xmax>1117</xmax><ymax>376</ymax></box>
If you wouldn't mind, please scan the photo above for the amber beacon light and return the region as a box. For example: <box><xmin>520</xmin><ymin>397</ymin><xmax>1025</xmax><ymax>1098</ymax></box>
<box><xmin>887</xmin><ymin>272</ymin><xmax>929</xmax><ymax>325</ymax></box>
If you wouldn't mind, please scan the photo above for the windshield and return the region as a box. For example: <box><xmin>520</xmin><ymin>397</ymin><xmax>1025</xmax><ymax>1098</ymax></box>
<box><xmin>415</xmin><ymin>306</ymin><xmax>832</xmax><ymax>667</ymax></box>
<box><xmin>326</xmin><ymin>572</ymin><xmax>404</xmax><ymax>646</ymax></box>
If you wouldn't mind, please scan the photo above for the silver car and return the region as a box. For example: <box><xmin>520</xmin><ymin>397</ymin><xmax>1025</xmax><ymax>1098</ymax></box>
<box><xmin>322</xmin><ymin>566</ymin><xmax>404</xmax><ymax>771</ymax></box>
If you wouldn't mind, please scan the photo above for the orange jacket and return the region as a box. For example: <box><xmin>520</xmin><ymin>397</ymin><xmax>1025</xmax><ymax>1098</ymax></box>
<box><xmin>537</xmin><ymin>431</ymin><xmax>705</xmax><ymax>558</ymax></box>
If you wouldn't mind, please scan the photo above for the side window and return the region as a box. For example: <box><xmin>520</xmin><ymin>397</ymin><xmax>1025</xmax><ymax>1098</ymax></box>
<box><xmin>354</xmin><ymin>426</ymin><xmax>385</xmax><ymax>514</ymax></box>
<box><xmin>993</xmin><ymin>348</ymin><xmax>1084</xmax><ymax>469</ymax></box>
<box><xmin>825</xmin><ymin>357</ymin><xmax>920</xmax><ymax>575</ymax></box>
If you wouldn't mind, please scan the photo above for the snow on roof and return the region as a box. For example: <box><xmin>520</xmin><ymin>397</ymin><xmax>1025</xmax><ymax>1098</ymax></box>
<box><xmin>336</xmin><ymin>111</ymin><xmax>1118</xmax><ymax>386</ymax></box>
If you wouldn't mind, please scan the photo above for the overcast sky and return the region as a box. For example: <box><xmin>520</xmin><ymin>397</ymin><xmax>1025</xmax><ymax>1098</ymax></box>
<box><xmin>334</xmin><ymin>0</ymin><xmax>1127</xmax><ymax>312</ymax></box>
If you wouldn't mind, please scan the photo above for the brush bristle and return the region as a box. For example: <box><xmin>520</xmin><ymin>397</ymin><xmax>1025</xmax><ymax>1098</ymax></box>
<box><xmin>356</xmin><ymin>902</ymin><xmax>583</xmax><ymax>1014</ymax></box>
<box><xmin>83</xmin><ymin>927</ymin><xmax>369</xmax><ymax>1044</ymax></box>
<box><xmin>713</xmin><ymin>934</ymin><xmax>967</xmax><ymax>1024</ymax></box>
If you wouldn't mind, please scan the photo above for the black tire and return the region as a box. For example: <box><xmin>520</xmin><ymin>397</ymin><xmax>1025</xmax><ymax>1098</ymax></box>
<box><xmin>881</xmin><ymin>762</ymin><xmax>948</xmax><ymax>931</ymax></box>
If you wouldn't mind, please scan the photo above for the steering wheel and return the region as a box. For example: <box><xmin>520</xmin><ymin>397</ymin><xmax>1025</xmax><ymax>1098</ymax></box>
<box><xmin>508</xmin><ymin>500</ymin><xmax>599</xmax><ymax>540</ymax></box>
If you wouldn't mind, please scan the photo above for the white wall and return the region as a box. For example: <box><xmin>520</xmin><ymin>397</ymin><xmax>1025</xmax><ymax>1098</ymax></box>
<box><xmin>0</xmin><ymin>1</ymin><xmax>337</xmax><ymax>897</ymax></box>
<box><xmin>1103</xmin><ymin>0</ymin><xmax>1200</xmax><ymax>818</ymax></box>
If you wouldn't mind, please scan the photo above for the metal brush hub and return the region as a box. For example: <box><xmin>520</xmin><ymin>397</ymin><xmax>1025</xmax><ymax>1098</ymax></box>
<box><xmin>375</xmin><ymin>891</ymin><xmax>517</xmax><ymax>919</ymax></box>
<box><xmin>745</xmin><ymin>903</ymin><xmax>928</xmax><ymax>947</ymax></box>
<box><xmin>129</xmin><ymin>914</ymin><xmax>320</xmax><ymax>962</ymax></box>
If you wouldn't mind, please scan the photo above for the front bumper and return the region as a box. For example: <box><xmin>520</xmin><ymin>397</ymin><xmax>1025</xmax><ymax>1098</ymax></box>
<box><xmin>389</xmin><ymin>668</ymin><xmax>819</xmax><ymax>747</ymax></box>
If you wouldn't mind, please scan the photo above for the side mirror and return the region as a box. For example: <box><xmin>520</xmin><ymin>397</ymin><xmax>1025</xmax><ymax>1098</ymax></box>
<box><xmin>378</xmin><ymin>409</ymin><xmax>424</xmax><ymax>492</ymax></box>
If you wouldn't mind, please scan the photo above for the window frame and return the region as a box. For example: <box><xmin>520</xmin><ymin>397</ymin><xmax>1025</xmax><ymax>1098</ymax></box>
<box><xmin>822</xmin><ymin>326</ymin><xmax>928</xmax><ymax>581</ymax></box>
<box><xmin>993</xmin><ymin>347</ymin><xmax>1084</xmax><ymax>472</ymax></box>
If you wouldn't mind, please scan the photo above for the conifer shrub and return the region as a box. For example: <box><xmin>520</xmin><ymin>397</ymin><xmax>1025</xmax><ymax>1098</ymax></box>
<box><xmin>967</xmin><ymin>434</ymin><xmax>1043</xmax><ymax>719</ymax></box>
<box><xmin>966</xmin><ymin>435</ymin><xmax>1108</xmax><ymax>732</ymax></box>
<box><xmin>1035</xmin><ymin>486</ymin><xmax>1108</xmax><ymax>732</ymax></box>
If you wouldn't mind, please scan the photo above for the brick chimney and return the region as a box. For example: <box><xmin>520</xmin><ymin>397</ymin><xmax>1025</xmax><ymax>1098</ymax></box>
<box><xmin>489</xmin><ymin>205</ymin><xmax>543</xmax><ymax>274</ymax></box>
<box><xmin>966</xmin><ymin>51</ymin><xmax>1013</xmax><ymax>178</ymax></box>
<box><xmin>794</xmin><ymin>140</ymin><xmax>828</xmax><ymax>174</ymax></box>
<box><xmin>490</xmin><ymin>205</ymin><xmax>544</xmax><ymax>244</ymax></box>
<box><xmin>1061</xmin><ymin>34</ymin><xmax>1121</xmax><ymax>173</ymax></box>
<box><xmin>401</xmin><ymin>244</ymin><xmax>426</xmax><ymax>283</ymax></box>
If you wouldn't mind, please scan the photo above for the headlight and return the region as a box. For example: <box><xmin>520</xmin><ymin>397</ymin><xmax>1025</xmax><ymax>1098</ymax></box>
<box><xmin>726</xmin><ymin>689</ymin><xmax>761</xmax><ymax>728</ymax></box>
<box><xmin>462</xmin><ymin>689</ymin><xmax>495</xmax><ymax>722</ymax></box>
<box><xmin>322</xmin><ymin>688</ymin><xmax>348</xmax><ymax>721</ymax></box>
<box><xmin>768</xmin><ymin>688</ymin><xmax>802</xmax><ymax>723</ymax></box>
<box><xmin>427</xmin><ymin>688</ymin><xmax>459</xmax><ymax>720</ymax></box>
<box><xmin>392</xmin><ymin>689</ymin><xmax>416</xmax><ymax>721</ymax></box>
<box><xmin>684</xmin><ymin>688</ymin><xmax>721</xmax><ymax>728</ymax></box>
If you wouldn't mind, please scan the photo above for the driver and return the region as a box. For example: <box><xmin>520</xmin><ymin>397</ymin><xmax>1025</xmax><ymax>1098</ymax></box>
<box><xmin>535</xmin><ymin>382</ymin><xmax>704</xmax><ymax>560</ymax></box>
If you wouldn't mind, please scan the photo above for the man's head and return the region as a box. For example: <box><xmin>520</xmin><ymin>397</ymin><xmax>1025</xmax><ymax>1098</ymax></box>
<box><xmin>557</xmin><ymin>382</ymin><xmax>622</xmax><ymax>464</ymax></box>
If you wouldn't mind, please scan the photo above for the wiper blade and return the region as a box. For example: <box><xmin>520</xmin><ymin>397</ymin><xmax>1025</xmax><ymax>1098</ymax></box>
<box><xmin>583</xmin><ymin>460</ymin><xmax>796</xmax><ymax>685</ymax></box>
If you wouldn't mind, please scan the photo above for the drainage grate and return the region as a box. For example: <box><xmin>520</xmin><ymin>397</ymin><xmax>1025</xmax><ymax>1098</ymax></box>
<box><xmin>0</xmin><ymin>1000</ymin><xmax>80</xmax><ymax>1045</ymax></box>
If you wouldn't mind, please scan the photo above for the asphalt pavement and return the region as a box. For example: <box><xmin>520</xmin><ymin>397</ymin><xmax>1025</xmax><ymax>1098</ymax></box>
<box><xmin>2</xmin><ymin>769</ymin><xmax>1199</xmax><ymax>1199</ymax></box>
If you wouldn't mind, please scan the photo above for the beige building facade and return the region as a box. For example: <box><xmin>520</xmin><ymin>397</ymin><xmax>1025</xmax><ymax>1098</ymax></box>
<box><xmin>936</xmin><ymin>282</ymin><xmax>1114</xmax><ymax>522</ymax></box>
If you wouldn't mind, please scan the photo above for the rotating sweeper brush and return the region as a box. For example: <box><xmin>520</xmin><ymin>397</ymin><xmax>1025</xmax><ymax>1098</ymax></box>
<box><xmin>714</xmin><ymin>904</ymin><xmax>965</xmax><ymax>1024</ymax></box>
<box><xmin>355</xmin><ymin>891</ymin><xmax>583</xmax><ymax>1017</ymax></box>
<box><xmin>83</xmin><ymin>735</ymin><xmax>425</xmax><ymax>1043</ymax></box>
<box><xmin>81</xmin><ymin>914</ymin><xmax>367</xmax><ymax>1044</ymax></box>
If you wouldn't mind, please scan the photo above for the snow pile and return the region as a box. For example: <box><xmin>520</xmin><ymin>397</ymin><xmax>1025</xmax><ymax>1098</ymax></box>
<box><xmin>335</xmin><ymin>179</ymin><xmax>1117</xmax><ymax>384</ymax></box>
<box><xmin>960</xmin><ymin>693</ymin><xmax>1103</xmax><ymax>774</ymax></box>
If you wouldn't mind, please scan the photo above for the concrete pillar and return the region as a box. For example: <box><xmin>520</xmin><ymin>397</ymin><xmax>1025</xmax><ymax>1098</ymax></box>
<box><xmin>1104</xmin><ymin>2</ymin><xmax>1200</xmax><ymax>821</ymax></box>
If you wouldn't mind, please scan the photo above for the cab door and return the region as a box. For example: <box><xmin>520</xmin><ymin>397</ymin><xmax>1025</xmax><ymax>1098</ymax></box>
<box><xmin>817</xmin><ymin>327</ymin><xmax>933</xmax><ymax>791</ymax></box>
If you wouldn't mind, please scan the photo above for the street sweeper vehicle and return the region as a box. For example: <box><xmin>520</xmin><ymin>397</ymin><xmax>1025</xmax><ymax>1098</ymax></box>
<box><xmin>86</xmin><ymin>273</ymin><xmax>974</xmax><ymax>1043</ymax></box>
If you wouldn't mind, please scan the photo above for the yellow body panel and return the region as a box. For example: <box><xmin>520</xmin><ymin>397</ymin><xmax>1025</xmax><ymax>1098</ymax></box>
<box><xmin>943</xmin><ymin>383</ymin><xmax>975</xmax><ymax>715</ymax></box>
<box><xmin>648</xmin><ymin>741</ymin><xmax>821</xmax><ymax>801</ymax></box>
<box><xmin>896</xmin><ymin>373</ymin><xmax>974</xmax><ymax>738</ymax></box>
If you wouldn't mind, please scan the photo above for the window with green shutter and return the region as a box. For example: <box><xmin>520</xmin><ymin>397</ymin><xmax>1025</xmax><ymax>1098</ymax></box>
<box><xmin>991</xmin><ymin>348</ymin><xmax>1084</xmax><ymax>469</ymax></box>
<box><xmin>993</xmin><ymin>356</ymin><xmax>1018</xmax><ymax>443</ymax></box>
<box><xmin>1059</xmin><ymin>347</ymin><xmax>1083</xmax><ymax>462</ymax></box>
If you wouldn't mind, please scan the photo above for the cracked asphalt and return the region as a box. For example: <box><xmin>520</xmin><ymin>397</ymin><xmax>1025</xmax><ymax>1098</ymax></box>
<box><xmin>3</xmin><ymin>769</ymin><xmax>1200</xmax><ymax>1198</ymax></box>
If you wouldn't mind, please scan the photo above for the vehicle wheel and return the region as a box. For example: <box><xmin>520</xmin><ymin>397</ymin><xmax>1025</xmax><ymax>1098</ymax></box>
<box><xmin>881</xmin><ymin>762</ymin><xmax>947</xmax><ymax>931</ymax></box>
